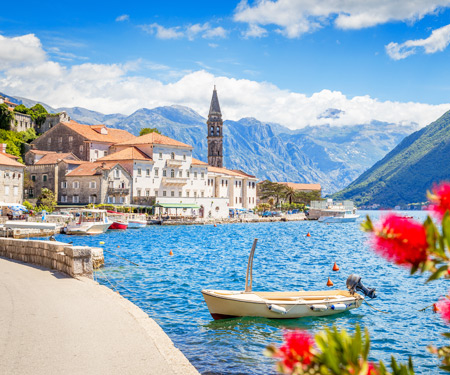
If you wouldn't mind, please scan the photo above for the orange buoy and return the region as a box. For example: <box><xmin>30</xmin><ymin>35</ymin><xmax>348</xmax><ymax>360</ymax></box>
<box><xmin>117</xmin><ymin>245</ymin><xmax>120</xmax><ymax>248</ymax></box>
<box><xmin>433</xmin><ymin>303</ymin><xmax>440</xmax><ymax>313</ymax></box>
<box><xmin>214</xmin><ymin>224</ymin><xmax>217</xmax><ymax>227</ymax></box>
<box><xmin>169</xmin><ymin>250</ymin><xmax>173</xmax><ymax>256</ymax></box>
<box><xmin>327</xmin><ymin>277</ymin><xmax>334</xmax><ymax>287</ymax></box>
<box><xmin>332</xmin><ymin>262</ymin><xmax>340</xmax><ymax>271</ymax></box>
<box><xmin>306</xmin><ymin>232</ymin><xmax>311</xmax><ymax>237</ymax></box>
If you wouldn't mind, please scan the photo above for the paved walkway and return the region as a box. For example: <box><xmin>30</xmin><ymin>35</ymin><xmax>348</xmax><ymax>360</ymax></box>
<box><xmin>0</xmin><ymin>257</ymin><xmax>199</xmax><ymax>375</ymax></box>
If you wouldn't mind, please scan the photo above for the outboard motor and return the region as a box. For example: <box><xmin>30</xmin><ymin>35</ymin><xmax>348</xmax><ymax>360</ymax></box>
<box><xmin>346</xmin><ymin>274</ymin><xmax>377</xmax><ymax>299</ymax></box>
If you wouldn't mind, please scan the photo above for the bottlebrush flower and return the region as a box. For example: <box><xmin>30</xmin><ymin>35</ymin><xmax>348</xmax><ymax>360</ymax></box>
<box><xmin>429</xmin><ymin>182</ymin><xmax>450</xmax><ymax>219</ymax></box>
<box><xmin>436</xmin><ymin>297</ymin><xmax>450</xmax><ymax>323</ymax></box>
<box><xmin>367</xmin><ymin>362</ymin><xmax>379</xmax><ymax>375</ymax></box>
<box><xmin>371</xmin><ymin>214</ymin><xmax>429</xmax><ymax>267</ymax></box>
<box><xmin>277</xmin><ymin>330</ymin><xmax>314</xmax><ymax>371</ymax></box>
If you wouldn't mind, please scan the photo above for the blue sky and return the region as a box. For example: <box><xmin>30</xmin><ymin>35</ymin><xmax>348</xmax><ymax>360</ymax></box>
<box><xmin>1</xmin><ymin>0</ymin><xmax>450</xmax><ymax>129</ymax></box>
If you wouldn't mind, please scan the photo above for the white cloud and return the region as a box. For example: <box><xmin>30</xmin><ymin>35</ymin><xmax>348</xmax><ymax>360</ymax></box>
<box><xmin>141</xmin><ymin>22</ymin><xmax>226</xmax><ymax>40</ymax></box>
<box><xmin>116</xmin><ymin>14</ymin><xmax>130</xmax><ymax>22</ymax></box>
<box><xmin>0</xmin><ymin>33</ymin><xmax>448</xmax><ymax>130</ymax></box>
<box><xmin>0</xmin><ymin>34</ymin><xmax>46</xmax><ymax>69</ymax></box>
<box><xmin>234</xmin><ymin>0</ymin><xmax>450</xmax><ymax>38</ymax></box>
<box><xmin>386</xmin><ymin>23</ymin><xmax>450</xmax><ymax>60</ymax></box>
<box><xmin>242</xmin><ymin>24</ymin><xmax>268</xmax><ymax>38</ymax></box>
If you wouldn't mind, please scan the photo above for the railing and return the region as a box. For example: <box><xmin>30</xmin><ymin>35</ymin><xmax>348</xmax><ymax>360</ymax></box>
<box><xmin>162</xmin><ymin>177</ymin><xmax>188</xmax><ymax>186</ymax></box>
<box><xmin>166</xmin><ymin>159</ymin><xmax>183</xmax><ymax>167</ymax></box>
<box><xmin>107</xmin><ymin>188</ymin><xmax>130</xmax><ymax>195</ymax></box>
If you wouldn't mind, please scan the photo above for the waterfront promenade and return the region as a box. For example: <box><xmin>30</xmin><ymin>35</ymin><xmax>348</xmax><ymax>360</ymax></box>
<box><xmin>0</xmin><ymin>257</ymin><xmax>199</xmax><ymax>375</ymax></box>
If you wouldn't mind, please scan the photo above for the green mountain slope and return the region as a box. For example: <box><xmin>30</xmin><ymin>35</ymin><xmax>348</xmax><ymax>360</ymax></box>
<box><xmin>333</xmin><ymin>110</ymin><xmax>450</xmax><ymax>207</ymax></box>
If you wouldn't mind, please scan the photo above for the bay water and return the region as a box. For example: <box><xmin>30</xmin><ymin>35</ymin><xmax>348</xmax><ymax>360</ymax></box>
<box><xmin>53</xmin><ymin>211</ymin><xmax>449</xmax><ymax>374</ymax></box>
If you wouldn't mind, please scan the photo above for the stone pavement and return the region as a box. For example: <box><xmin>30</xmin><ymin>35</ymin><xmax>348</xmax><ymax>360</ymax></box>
<box><xmin>0</xmin><ymin>257</ymin><xmax>200</xmax><ymax>375</ymax></box>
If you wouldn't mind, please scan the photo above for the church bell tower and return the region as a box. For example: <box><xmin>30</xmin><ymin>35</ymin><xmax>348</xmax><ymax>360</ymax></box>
<box><xmin>207</xmin><ymin>86</ymin><xmax>223</xmax><ymax>168</ymax></box>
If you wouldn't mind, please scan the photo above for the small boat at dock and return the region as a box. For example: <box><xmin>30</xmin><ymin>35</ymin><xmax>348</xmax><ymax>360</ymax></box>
<box><xmin>65</xmin><ymin>209</ymin><xmax>111</xmax><ymax>235</ymax></box>
<box><xmin>318</xmin><ymin>211</ymin><xmax>360</xmax><ymax>223</ymax></box>
<box><xmin>107</xmin><ymin>211</ymin><xmax>128</xmax><ymax>230</ymax></box>
<box><xmin>202</xmin><ymin>240</ymin><xmax>373</xmax><ymax>320</ymax></box>
<box><xmin>126</xmin><ymin>213</ymin><xmax>147</xmax><ymax>228</ymax></box>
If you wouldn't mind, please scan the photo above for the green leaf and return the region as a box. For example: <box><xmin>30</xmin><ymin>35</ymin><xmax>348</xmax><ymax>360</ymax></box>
<box><xmin>361</xmin><ymin>215</ymin><xmax>374</xmax><ymax>232</ymax></box>
<box><xmin>426</xmin><ymin>264</ymin><xmax>449</xmax><ymax>283</ymax></box>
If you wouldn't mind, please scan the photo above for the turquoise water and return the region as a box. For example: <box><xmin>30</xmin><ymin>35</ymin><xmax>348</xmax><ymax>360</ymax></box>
<box><xmin>52</xmin><ymin>211</ymin><xmax>449</xmax><ymax>374</ymax></box>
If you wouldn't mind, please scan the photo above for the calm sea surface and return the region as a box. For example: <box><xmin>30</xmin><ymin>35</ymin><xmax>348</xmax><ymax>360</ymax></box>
<box><xmin>51</xmin><ymin>211</ymin><xmax>449</xmax><ymax>374</ymax></box>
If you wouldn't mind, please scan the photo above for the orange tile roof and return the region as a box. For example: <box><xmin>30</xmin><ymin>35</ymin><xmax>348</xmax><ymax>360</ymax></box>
<box><xmin>35</xmin><ymin>153</ymin><xmax>79</xmax><ymax>165</ymax></box>
<box><xmin>66</xmin><ymin>161</ymin><xmax>126</xmax><ymax>177</ymax></box>
<box><xmin>191</xmin><ymin>158</ymin><xmax>208</xmax><ymax>165</ymax></box>
<box><xmin>208</xmin><ymin>166</ymin><xmax>256</xmax><ymax>178</ymax></box>
<box><xmin>116</xmin><ymin>132</ymin><xmax>192</xmax><ymax>149</ymax></box>
<box><xmin>28</xmin><ymin>150</ymin><xmax>56</xmax><ymax>155</ymax></box>
<box><xmin>97</xmin><ymin>147</ymin><xmax>153</xmax><ymax>162</ymax></box>
<box><xmin>0</xmin><ymin>152</ymin><xmax>20</xmax><ymax>160</ymax></box>
<box><xmin>231</xmin><ymin>169</ymin><xmax>256</xmax><ymax>178</ymax></box>
<box><xmin>0</xmin><ymin>152</ymin><xmax>24</xmax><ymax>167</ymax></box>
<box><xmin>61</xmin><ymin>120</ymin><xmax>136</xmax><ymax>144</ymax></box>
<box><xmin>279</xmin><ymin>182</ymin><xmax>321</xmax><ymax>191</ymax></box>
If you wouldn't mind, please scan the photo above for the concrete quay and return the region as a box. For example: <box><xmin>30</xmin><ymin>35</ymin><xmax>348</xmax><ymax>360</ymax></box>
<box><xmin>0</xmin><ymin>257</ymin><xmax>199</xmax><ymax>375</ymax></box>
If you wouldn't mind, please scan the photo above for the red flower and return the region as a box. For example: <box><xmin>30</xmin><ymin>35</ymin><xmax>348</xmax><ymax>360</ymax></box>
<box><xmin>429</xmin><ymin>182</ymin><xmax>450</xmax><ymax>219</ymax></box>
<box><xmin>367</xmin><ymin>362</ymin><xmax>378</xmax><ymax>375</ymax></box>
<box><xmin>436</xmin><ymin>297</ymin><xmax>450</xmax><ymax>323</ymax></box>
<box><xmin>371</xmin><ymin>214</ymin><xmax>429</xmax><ymax>267</ymax></box>
<box><xmin>277</xmin><ymin>330</ymin><xmax>314</xmax><ymax>371</ymax></box>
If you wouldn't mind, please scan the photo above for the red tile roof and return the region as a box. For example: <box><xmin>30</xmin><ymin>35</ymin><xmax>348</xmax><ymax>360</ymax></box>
<box><xmin>97</xmin><ymin>147</ymin><xmax>153</xmax><ymax>162</ymax></box>
<box><xmin>28</xmin><ymin>150</ymin><xmax>56</xmax><ymax>155</ymax></box>
<box><xmin>61</xmin><ymin>121</ymin><xmax>136</xmax><ymax>144</ymax></box>
<box><xmin>279</xmin><ymin>182</ymin><xmax>321</xmax><ymax>191</ymax></box>
<box><xmin>0</xmin><ymin>152</ymin><xmax>24</xmax><ymax>167</ymax></box>
<box><xmin>66</xmin><ymin>161</ymin><xmax>126</xmax><ymax>177</ymax></box>
<box><xmin>0</xmin><ymin>152</ymin><xmax>20</xmax><ymax>160</ymax></box>
<box><xmin>191</xmin><ymin>158</ymin><xmax>208</xmax><ymax>165</ymax></box>
<box><xmin>116</xmin><ymin>132</ymin><xmax>192</xmax><ymax>149</ymax></box>
<box><xmin>35</xmin><ymin>153</ymin><xmax>79</xmax><ymax>165</ymax></box>
<box><xmin>208</xmin><ymin>166</ymin><xmax>256</xmax><ymax>178</ymax></box>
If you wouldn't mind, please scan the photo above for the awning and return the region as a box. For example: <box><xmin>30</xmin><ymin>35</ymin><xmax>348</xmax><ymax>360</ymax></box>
<box><xmin>154</xmin><ymin>203</ymin><xmax>201</xmax><ymax>209</ymax></box>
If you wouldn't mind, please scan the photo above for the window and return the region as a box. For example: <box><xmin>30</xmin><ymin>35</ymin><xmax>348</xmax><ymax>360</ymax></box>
<box><xmin>201</xmin><ymin>191</ymin><xmax>204</xmax><ymax>197</ymax></box>
<box><xmin>194</xmin><ymin>191</ymin><xmax>197</xmax><ymax>198</ymax></box>
<box><xmin>171</xmin><ymin>152</ymin><xmax>175</xmax><ymax>160</ymax></box>
<box><xmin>13</xmin><ymin>186</ymin><xmax>18</xmax><ymax>196</ymax></box>
<box><xmin>73</xmin><ymin>181</ymin><xmax>79</xmax><ymax>189</ymax></box>
<box><xmin>79</xmin><ymin>145</ymin><xmax>84</xmax><ymax>153</ymax></box>
<box><xmin>137</xmin><ymin>168</ymin><xmax>142</xmax><ymax>176</ymax></box>
<box><xmin>179</xmin><ymin>191</ymin><xmax>182</xmax><ymax>197</ymax></box>
<box><xmin>89</xmin><ymin>195</ymin><xmax>96</xmax><ymax>204</ymax></box>
<box><xmin>137</xmin><ymin>189</ymin><xmax>141</xmax><ymax>197</ymax></box>
<box><xmin>5</xmin><ymin>186</ymin><xmax>10</xmax><ymax>195</ymax></box>
<box><xmin>179</xmin><ymin>170</ymin><xmax>182</xmax><ymax>177</ymax></box>
<box><xmin>210</xmin><ymin>126</ymin><xmax>214</xmax><ymax>136</ymax></box>
<box><xmin>171</xmin><ymin>169</ymin><xmax>175</xmax><ymax>178</ymax></box>
<box><xmin>104</xmin><ymin>151</ymin><xmax>108</xmax><ymax>157</ymax></box>
<box><xmin>120</xmin><ymin>196</ymin><xmax>125</xmax><ymax>204</ymax></box>
<box><xmin>31</xmin><ymin>175</ymin><xmax>36</xmax><ymax>182</ymax></box>
<box><xmin>154</xmin><ymin>168</ymin><xmax>159</xmax><ymax>177</ymax></box>
<box><xmin>163</xmin><ymin>169</ymin><xmax>167</xmax><ymax>177</ymax></box>
<box><xmin>186</xmin><ymin>191</ymin><xmax>190</xmax><ymax>197</ymax></box>
<box><xmin>108</xmin><ymin>196</ymin><xmax>114</xmax><ymax>203</ymax></box>
<box><xmin>226</xmin><ymin>180</ymin><xmax>228</xmax><ymax>186</ymax></box>
<box><xmin>155</xmin><ymin>190</ymin><xmax>158</xmax><ymax>196</ymax></box>
<box><xmin>73</xmin><ymin>195</ymin><xmax>79</xmax><ymax>203</ymax></box>
<box><xmin>114</xmin><ymin>169</ymin><xmax>120</xmax><ymax>178</ymax></box>
<box><xmin>43</xmin><ymin>175</ymin><xmax>48</xmax><ymax>182</ymax></box>
<box><xmin>163</xmin><ymin>191</ymin><xmax>166</xmax><ymax>197</ymax></box>
<box><xmin>194</xmin><ymin>171</ymin><xmax>198</xmax><ymax>179</ymax></box>
<box><xmin>146</xmin><ymin>189</ymin><xmax>150</xmax><ymax>197</ymax></box>
<box><xmin>159</xmin><ymin>152</ymin><xmax>163</xmax><ymax>159</ymax></box>
<box><xmin>89</xmin><ymin>181</ymin><xmax>96</xmax><ymax>189</ymax></box>
<box><xmin>68</xmin><ymin>136</ymin><xmax>73</xmax><ymax>143</ymax></box>
<box><xmin>216</xmin><ymin>126</ymin><xmax>220</xmax><ymax>136</ymax></box>
<box><xmin>61</xmin><ymin>195</ymin><xmax>67</xmax><ymax>202</ymax></box>
<box><xmin>28</xmin><ymin>188</ymin><xmax>34</xmax><ymax>198</ymax></box>
<box><xmin>61</xmin><ymin>181</ymin><xmax>67</xmax><ymax>189</ymax></box>
<box><xmin>183</xmin><ymin>154</ymin><xmax>186</xmax><ymax>161</ymax></box>
<box><xmin>221</xmin><ymin>180</ymin><xmax>224</xmax><ymax>187</ymax></box>
<box><xmin>239</xmin><ymin>181</ymin><xmax>242</xmax><ymax>187</ymax></box>
<box><xmin>201</xmin><ymin>172</ymin><xmax>205</xmax><ymax>179</ymax></box>
<box><xmin>239</xmin><ymin>197</ymin><xmax>242</xmax><ymax>203</ymax></box>
<box><xmin>187</xmin><ymin>171</ymin><xmax>190</xmax><ymax>178</ymax></box>
<box><xmin>171</xmin><ymin>191</ymin><xmax>175</xmax><ymax>197</ymax></box>
<box><xmin>146</xmin><ymin>169</ymin><xmax>150</xmax><ymax>176</ymax></box>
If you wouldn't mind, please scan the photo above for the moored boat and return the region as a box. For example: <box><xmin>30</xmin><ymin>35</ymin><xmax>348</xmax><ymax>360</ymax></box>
<box><xmin>318</xmin><ymin>211</ymin><xmax>360</xmax><ymax>223</ymax></box>
<box><xmin>126</xmin><ymin>213</ymin><xmax>147</xmax><ymax>228</ymax></box>
<box><xmin>201</xmin><ymin>240</ymin><xmax>375</xmax><ymax>320</ymax></box>
<box><xmin>107</xmin><ymin>211</ymin><xmax>129</xmax><ymax>230</ymax></box>
<box><xmin>65</xmin><ymin>209</ymin><xmax>111</xmax><ymax>235</ymax></box>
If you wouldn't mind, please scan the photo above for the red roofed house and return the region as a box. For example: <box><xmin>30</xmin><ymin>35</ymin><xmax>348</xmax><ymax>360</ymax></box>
<box><xmin>31</xmin><ymin>120</ymin><xmax>136</xmax><ymax>162</ymax></box>
<box><xmin>0</xmin><ymin>144</ymin><xmax>25</xmax><ymax>204</ymax></box>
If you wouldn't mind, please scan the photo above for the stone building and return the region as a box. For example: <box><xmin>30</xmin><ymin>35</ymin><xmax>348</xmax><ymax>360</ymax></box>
<box><xmin>24</xmin><ymin>150</ymin><xmax>85</xmax><ymax>201</ymax></box>
<box><xmin>35</xmin><ymin>112</ymin><xmax>71</xmax><ymax>134</ymax></box>
<box><xmin>0</xmin><ymin>144</ymin><xmax>25</xmax><ymax>204</ymax></box>
<box><xmin>64</xmin><ymin>162</ymin><xmax>132</xmax><ymax>205</ymax></box>
<box><xmin>31</xmin><ymin>120</ymin><xmax>136</xmax><ymax>161</ymax></box>
<box><xmin>207</xmin><ymin>86</ymin><xmax>223</xmax><ymax>168</ymax></box>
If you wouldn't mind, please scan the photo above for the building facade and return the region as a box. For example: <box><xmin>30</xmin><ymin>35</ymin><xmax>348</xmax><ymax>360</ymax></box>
<box><xmin>0</xmin><ymin>144</ymin><xmax>25</xmax><ymax>204</ymax></box>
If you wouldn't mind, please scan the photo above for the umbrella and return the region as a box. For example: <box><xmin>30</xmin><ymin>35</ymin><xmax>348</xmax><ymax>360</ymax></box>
<box><xmin>8</xmin><ymin>203</ymin><xmax>28</xmax><ymax>213</ymax></box>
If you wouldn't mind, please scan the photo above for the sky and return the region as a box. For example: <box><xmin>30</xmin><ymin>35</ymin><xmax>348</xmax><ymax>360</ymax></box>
<box><xmin>1</xmin><ymin>0</ymin><xmax>450</xmax><ymax>129</ymax></box>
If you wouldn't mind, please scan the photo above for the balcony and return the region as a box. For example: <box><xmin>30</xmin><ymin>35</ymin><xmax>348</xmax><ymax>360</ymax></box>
<box><xmin>133</xmin><ymin>196</ymin><xmax>155</xmax><ymax>206</ymax></box>
<box><xmin>107</xmin><ymin>188</ymin><xmax>130</xmax><ymax>195</ymax></box>
<box><xmin>166</xmin><ymin>159</ymin><xmax>183</xmax><ymax>168</ymax></box>
<box><xmin>162</xmin><ymin>177</ymin><xmax>188</xmax><ymax>186</ymax></box>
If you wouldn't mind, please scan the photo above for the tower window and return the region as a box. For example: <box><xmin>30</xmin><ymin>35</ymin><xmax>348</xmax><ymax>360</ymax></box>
<box><xmin>216</xmin><ymin>127</ymin><xmax>220</xmax><ymax>136</ymax></box>
<box><xmin>210</xmin><ymin>126</ymin><xmax>214</xmax><ymax>136</ymax></box>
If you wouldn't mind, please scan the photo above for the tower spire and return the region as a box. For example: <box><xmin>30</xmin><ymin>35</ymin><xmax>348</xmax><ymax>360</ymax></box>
<box><xmin>207</xmin><ymin>86</ymin><xmax>223</xmax><ymax>168</ymax></box>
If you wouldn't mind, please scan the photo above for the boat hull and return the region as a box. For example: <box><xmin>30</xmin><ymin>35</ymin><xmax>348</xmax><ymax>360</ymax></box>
<box><xmin>319</xmin><ymin>215</ymin><xmax>359</xmax><ymax>223</ymax></box>
<box><xmin>66</xmin><ymin>222</ymin><xmax>111</xmax><ymax>235</ymax></box>
<box><xmin>202</xmin><ymin>289</ymin><xmax>363</xmax><ymax>320</ymax></box>
<box><xmin>128</xmin><ymin>221</ymin><xmax>146</xmax><ymax>228</ymax></box>
<box><xmin>109</xmin><ymin>221</ymin><xmax>128</xmax><ymax>230</ymax></box>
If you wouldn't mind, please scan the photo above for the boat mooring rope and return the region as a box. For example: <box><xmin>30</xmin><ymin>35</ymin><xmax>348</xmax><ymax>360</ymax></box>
<box><xmin>102</xmin><ymin>248</ymin><xmax>140</xmax><ymax>266</ymax></box>
<box><xmin>363</xmin><ymin>299</ymin><xmax>390</xmax><ymax>314</ymax></box>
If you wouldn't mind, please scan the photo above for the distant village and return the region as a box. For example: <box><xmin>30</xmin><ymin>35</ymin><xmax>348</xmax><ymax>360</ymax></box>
<box><xmin>0</xmin><ymin>89</ymin><xmax>322</xmax><ymax>219</ymax></box>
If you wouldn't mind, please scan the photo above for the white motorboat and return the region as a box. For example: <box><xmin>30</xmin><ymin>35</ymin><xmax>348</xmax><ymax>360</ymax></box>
<box><xmin>318</xmin><ymin>211</ymin><xmax>360</xmax><ymax>223</ymax></box>
<box><xmin>201</xmin><ymin>240</ymin><xmax>372</xmax><ymax>320</ymax></box>
<box><xmin>126</xmin><ymin>213</ymin><xmax>147</xmax><ymax>228</ymax></box>
<box><xmin>65</xmin><ymin>209</ymin><xmax>111</xmax><ymax>235</ymax></box>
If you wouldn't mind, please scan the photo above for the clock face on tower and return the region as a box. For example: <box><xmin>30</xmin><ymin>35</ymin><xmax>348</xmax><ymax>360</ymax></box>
<box><xmin>207</xmin><ymin>87</ymin><xmax>223</xmax><ymax>168</ymax></box>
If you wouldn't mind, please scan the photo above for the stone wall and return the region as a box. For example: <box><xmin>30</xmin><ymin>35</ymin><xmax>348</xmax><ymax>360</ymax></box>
<box><xmin>0</xmin><ymin>238</ymin><xmax>101</xmax><ymax>278</ymax></box>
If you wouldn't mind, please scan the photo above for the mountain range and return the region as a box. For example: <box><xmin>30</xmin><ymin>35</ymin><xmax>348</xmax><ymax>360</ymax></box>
<box><xmin>4</xmin><ymin>93</ymin><xmax>420</xmax><ymax>194</ymax></box>
<box><xmin>333</xmin><ymin>110</ymin><xmax>450</xmax><ymax>207</ymax></box>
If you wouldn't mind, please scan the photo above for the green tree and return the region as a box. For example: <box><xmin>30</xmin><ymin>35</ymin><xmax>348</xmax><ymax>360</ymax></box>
<box><xmin>30</xmin><ymin>103</ymin><xmax>48</xmax><ymax>126</ymax></box>
<box><xmin>0</xmin><ymin>103</ymin><xmax>14</xmax><ymax>131</ymax></box>
<box><xmin>36</xmin><ymin>188</ymin><xmax>56</xmax><ymax>213</ymax></box>
<box><xmin>259</xmin><ymin>180</ymin><xmax>286</xmax><ymax>207</ymax></box>
<box><xmin>295</xmin><ymin>190</ymin><xmax>322</xmax><ymax>205</ymax></box>
<box><xmin>140</xmin><ymin>127</ymin><xmax>161</xmax><ymax>136</ymax></box>
<box><xmin>283</xmin><ymin>186</ymin><xmax>297</xmax><ymax>205</ymax></box>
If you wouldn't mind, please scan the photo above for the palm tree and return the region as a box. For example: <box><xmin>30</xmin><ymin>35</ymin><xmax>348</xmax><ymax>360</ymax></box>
<box><xmin>283</xmin><ymin>186</ymin><xmax>297</xmax><ymax>205</ymax></box>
